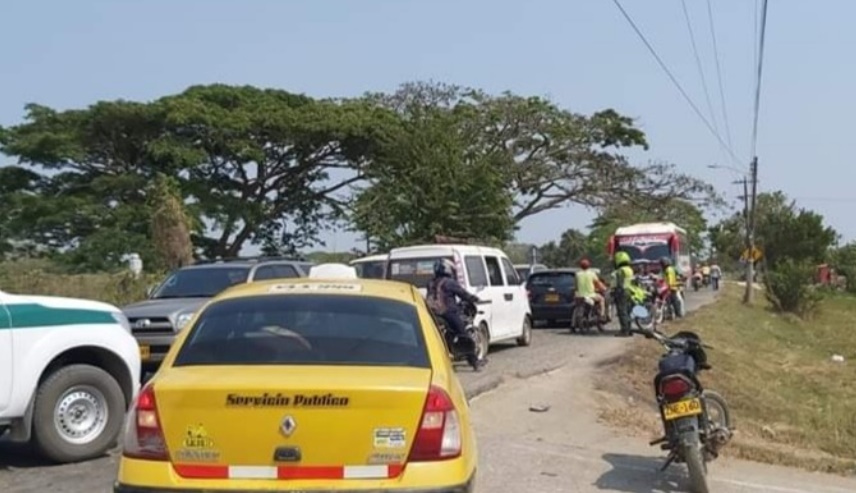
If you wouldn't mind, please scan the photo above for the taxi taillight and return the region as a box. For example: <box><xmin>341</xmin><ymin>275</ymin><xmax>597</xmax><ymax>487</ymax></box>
<box><xmin>122</xmin><ymin>383</ymin><xmax>169</xmax><ymax>461</ymax></box>
<box><xmin>408</xmin><ymin>385</ymin><xmax>462</xmax><ymax>461</ymax></box>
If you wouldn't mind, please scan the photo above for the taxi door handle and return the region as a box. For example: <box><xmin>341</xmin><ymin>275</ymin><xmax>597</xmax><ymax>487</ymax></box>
<box><xmin>504</xmin><ymin>293</ymin><xmax>514</xmax><ymax>301</ymax></box>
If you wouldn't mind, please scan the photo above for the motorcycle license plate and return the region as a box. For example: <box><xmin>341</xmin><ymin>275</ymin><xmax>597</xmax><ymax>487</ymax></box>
<box><xmin>662</xmin><ymin>397</ymin><xmax>702</xmax><ymax>421</ymax></box>
<box><xmin>140</xmin><ymin>345</ymin><xmax>151</xmax><ymax>361</ymax></box>
<box><xmin>545</xmin><ymin>293</ymin><xmax>559</xmax><ymax>302</ymax></box>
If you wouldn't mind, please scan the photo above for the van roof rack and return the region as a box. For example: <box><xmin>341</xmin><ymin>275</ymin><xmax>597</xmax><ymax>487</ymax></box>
<box><xmin>193</xmin><ymin>255</ymin><xmax>307</xmax><ymax>265</ymax></box>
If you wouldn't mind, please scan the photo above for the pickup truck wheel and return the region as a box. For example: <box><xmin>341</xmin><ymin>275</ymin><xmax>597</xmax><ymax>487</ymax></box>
<box><xmin>32</xmin><ymin>364</ymin><xmax>125</xmax><ymax>463</ymax></box>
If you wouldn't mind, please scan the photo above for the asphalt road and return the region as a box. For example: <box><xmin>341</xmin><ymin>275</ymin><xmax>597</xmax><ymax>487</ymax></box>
<box><xmin>0</xmin><ymin>284</ymin><xmax>784</xmax><ymax>493</ymax></box>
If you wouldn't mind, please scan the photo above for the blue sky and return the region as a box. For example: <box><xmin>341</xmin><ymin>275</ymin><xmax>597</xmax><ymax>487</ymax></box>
<box><xmin>2</xmin><ymin>0</ymin><xmax>852</xmax><ymax>252</ymax></box>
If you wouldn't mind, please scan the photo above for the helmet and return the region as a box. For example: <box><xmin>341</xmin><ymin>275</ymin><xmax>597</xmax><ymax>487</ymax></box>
<box><xmin>614</xmin><ymin>251</ymin><xmax>631</xmax><ymax>266</ymax></box>
<box><xmin>579</xmin><ymin>258</ymin><xmax>591</xmax><ymax>269</ymax></box>
<box><xmin>433</xmin><ymin>259</ymin><xmax>456</xmax><ymax>278</ymax></box>
<box><xmin>660</xmin><ymin>256</ymin><xmax>672</xmax><ymax>266</ymax></box>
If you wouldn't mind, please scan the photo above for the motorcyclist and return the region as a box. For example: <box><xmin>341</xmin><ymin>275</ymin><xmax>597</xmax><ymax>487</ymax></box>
<box><xmin>701</xmin><ymin>262</ymin><xmax>711</xmax><ymax>285</ymax></box>
<box><xmin>574</xmin><ymin>258</ymin><xmax>606</xmax><ymax>321</ymax></box>
<box><xmin>633</xmin><ymin>261</ymin><xmax>657</xmax><ymax>291</ymax></box>
<box><xmin>612</xmin><ymin>251</ymin><xmax>639</xmax><ymax>337</ymax></box>
<box><xmin>660</xmin><ymin>257</ymin><xmax>684</xmax><ymax>318</ymax></box>
<box><xmin>426</xmin><ymin>259</ymin><xmax>484</xmax><ymax>371</ymax></box>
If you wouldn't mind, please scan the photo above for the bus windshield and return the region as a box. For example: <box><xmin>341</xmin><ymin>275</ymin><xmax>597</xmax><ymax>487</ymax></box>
<box><xmin>617</xmin><ymin>243</ymin><xmax>672</xmax><ymax>263</ymax></box>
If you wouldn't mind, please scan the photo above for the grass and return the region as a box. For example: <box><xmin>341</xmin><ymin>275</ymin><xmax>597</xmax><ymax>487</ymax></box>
<box><xmin>596</xmin><ymin>283</ymin><xmax>856</xmax><ymax>475</ymax></box>
<box><xmin>0</xmin><ymin>259</ymin><xmax>160</xmax><ymax>307</ymax></box>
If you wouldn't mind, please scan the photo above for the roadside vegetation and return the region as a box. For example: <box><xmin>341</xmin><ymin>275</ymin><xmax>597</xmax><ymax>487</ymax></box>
<box><xmin>598</xmin><ymin>285</ymin><xmax>856</xmax><ymax>475</ymax></box>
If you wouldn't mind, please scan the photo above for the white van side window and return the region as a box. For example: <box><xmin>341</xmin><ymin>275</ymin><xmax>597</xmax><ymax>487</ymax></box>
<box><xmin>484</xmin><ymin>256</ymin><xmax>505</xmax><ymax>286</ymax></box>
<box><xmin>500</xmin><ymin>257</ymin><xmax>521</xmax><ymax>285</ymax></box>
<box><xmin>464</xmin><ymin>256</ymin><xmax>488</xmax><ymax>286</ymax></box>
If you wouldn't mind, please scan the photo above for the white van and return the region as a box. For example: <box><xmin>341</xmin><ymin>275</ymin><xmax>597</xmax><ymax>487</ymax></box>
<box><xmin>349</xmin><ymin>253</ymin><xmax>389</xmax><ymax>279</ymax></box>
<box><xmin>386</xmin><ymin>244</ymin><xmax>533</xmax><ymax>356</ymax></box>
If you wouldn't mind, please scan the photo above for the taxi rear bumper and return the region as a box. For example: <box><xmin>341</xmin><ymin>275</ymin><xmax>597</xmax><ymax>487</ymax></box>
<box><xmin>114</xmin><ymin>475</ymin><xmax>474</xmax><ymax>493</ymax></box>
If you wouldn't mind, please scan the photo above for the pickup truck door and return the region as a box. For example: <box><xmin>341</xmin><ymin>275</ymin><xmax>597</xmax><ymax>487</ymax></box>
<box><xmin>0</xmin><ymin>294</ymin><xmax>13</xmax><ymax>412</ymax></box>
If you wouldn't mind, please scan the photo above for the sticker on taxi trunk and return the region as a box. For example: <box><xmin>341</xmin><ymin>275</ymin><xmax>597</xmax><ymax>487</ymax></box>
<box><xmin>175</xmin><ymin>424</ymin><xmax>220</xmax><ymax>462</ymax></box>
<box><xmin>268</xmin><ymin>283</ymin><xmax>363</xmax><ymax>293</ymax></box>
<box><xmin>373</xmin><ymin>427</ymin><xmax>406</xmax><ymax>448</ymax></box>
<box><xmin>225</xmin><ymin>392</ymin><xmax>350</xmax><ymax>407</ymax></box>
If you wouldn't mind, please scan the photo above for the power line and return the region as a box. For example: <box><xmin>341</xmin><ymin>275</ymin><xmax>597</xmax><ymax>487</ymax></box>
<box><xmin>750</xmin><ymin>0</ymin><xmax>770</xmax><ymax>158</ymax></box>
<box><xmin>680</xmin><ymin>0</ymin><xmax>720</xmax><ymax>136</ymax></box>
<box><xmin>705</xmin><ymin>0</ymin><xmax>733</xmax><ymax>152</ymax></box>
<box><xmin>610</xmin><ymin>0</ymin><xmax>740</xmax><ymax>166</ymax></box>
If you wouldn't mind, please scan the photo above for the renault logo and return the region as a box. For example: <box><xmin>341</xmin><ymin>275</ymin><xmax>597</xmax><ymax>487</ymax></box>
<box><xmin>134</xmin><ymin>318</ymin><xmax>151</xmax><ymax>329</ymax></box>
<box><xmin>280</xmin><ymin>416</ymin><xmax>297</xmax><ymax>437</ymax></box>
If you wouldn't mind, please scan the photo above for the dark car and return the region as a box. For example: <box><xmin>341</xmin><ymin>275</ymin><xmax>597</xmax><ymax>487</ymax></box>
<box><xmin>526</xmin><ymin>269</ymin><xmax>578</xmax><ymax>326</ymax></box>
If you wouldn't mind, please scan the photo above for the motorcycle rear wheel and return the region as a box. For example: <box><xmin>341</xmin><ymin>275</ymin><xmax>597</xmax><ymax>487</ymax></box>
<box><xmin>683</xmin><ymin>435</ymin><xmax>709</xmax><ymax>493</ymax></box>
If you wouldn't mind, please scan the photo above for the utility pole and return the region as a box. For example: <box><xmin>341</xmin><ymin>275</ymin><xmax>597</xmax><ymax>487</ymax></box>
<box><xmin>743</xmin><ymin>157</ymin><xmax>759</xmax><ymax>304</ymax></box>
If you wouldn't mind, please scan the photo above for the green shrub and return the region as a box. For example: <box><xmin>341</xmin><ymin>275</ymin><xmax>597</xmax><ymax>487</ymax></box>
<box><xmin>0</xmin><ymin>259</ymin><xmax>162</xmax><ymax>306</ymax></box>
<box><xmin>764</xmin><ymin>259</ymin><xmax>822</xmax><ymax>317</ymax></box>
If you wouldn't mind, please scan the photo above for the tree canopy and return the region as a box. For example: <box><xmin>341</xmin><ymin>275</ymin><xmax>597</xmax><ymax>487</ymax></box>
<box><xmin>1</xmin><ymin>80</ymin><xmax>720</xmax><ymax>271</ymax></box>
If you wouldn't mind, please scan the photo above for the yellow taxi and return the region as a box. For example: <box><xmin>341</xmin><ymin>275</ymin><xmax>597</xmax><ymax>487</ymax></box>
<box><xmin>114</xmin><ymin>264</ymin><xmax>477</xmax><ymax>492</ymax></box>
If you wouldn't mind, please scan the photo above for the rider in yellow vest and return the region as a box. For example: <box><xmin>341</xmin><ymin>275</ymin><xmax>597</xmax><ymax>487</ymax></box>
<box><xmin>612</xmin><ymin>251</ymin><xmax>638</xmax><ymax>337</ymax></box>
<box><xmin>660</xmin><ymin>257</ymin><xmax>684</xmax><ymax>318</ymax></box>
<box><xmin>574</xmin><ymin>258</ymin><xmax>606</xmax><ymax>320</ymax></box>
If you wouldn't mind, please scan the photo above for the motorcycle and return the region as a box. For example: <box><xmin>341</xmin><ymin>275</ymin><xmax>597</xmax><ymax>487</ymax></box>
<box><xmin>435</xmin><ymin>300</ymin><xmax>491</xmax><ymax>364</ymax></box>
<box><xmin>629</xmin><ymin>305</ymin><xmax>733</xmax><ymax>493</ymax></box>
<box><xmin>629</xmin><ymin>279</ymin><xmax>664</xmax><ymax>332</ymax></box>
<box><xmin>691</xmin><ymin>273</ymin><xmax>702</xmax><ymax>292</ymax></box>
<box><xmin>702</xmin><ymin>273</ymin><xmax>711</xmax><ymax>287</ymax></box>
<box><xmin>570</xmin><ymin>296</ymin><xmax>605</xmax><ymax>334</ymax></box>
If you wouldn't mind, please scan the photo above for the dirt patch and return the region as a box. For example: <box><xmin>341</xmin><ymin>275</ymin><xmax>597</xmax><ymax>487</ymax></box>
<box><xmin>595</xmin><ymin>284</ymin><xmax>856</xmax><ymax>475</ymax></box>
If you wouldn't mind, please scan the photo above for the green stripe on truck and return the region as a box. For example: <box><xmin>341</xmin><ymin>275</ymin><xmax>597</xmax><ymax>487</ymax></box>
<box><xmin>2</xmin><ymin>303</ymin><xmax>115</xmax><ymax>329</ymax></box>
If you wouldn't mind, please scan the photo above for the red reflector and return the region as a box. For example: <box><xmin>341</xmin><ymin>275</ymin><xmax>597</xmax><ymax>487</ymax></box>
<box><xmin>660</xmin><ymin>376</ymin><xmax>693</xmax><ymax>398</ymax></box>
<box><xmin>174</xmin><ymin>464</ymin><xmax>229</xmax><ymax>479</ymax></box>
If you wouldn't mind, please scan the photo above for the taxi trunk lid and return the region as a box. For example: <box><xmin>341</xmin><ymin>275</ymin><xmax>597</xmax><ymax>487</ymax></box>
<box><xmin>154</xmin><ymin>365</ymin><xmax>431</xmax><ymax>479</ymax></box>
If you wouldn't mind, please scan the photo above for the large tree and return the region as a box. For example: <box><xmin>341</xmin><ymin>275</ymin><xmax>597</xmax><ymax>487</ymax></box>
<box><xmin>0</xmin><ymin>85</ymin><xmax>391</xmax><ymax>268</ymax></box>
<box><xmin>353</xmin><ymin>81</ymin><xmax>719</xmax><ymax>248</ymax></box>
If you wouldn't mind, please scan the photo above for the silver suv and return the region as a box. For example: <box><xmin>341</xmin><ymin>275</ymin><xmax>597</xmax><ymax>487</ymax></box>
<box><xmin>122</xmin><ymin>257</ymin><xmax>313</xmax><ymax>372</ymax></box>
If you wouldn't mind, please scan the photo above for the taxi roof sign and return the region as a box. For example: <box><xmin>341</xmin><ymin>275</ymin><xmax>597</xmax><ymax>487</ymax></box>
<box><xmin>308</xmin><ymin>263</ymin><xmax>359</xmax><ymax>280</ymax></box>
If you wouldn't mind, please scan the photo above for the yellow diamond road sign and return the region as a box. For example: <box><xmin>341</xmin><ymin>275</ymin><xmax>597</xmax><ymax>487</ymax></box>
<box><xmin>741</xmin><ymin>247</ymin><xmax>763</xmax><ymax>261</ymax></box>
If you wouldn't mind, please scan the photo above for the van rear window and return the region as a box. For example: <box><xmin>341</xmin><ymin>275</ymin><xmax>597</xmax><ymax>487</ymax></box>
<box><xmin>173</xmin><ymin>295</ymin><xmax>429</xmax><ymax>368</ymax></box>
<box><xmin>387</xmin><ymin>256</ymin><xmax>452</xmax><ymax>288</ymax></box>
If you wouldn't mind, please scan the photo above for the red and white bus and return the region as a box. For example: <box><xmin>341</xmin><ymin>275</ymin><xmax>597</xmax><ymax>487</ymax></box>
<box><xmin>607</xmin><ymin>222</ymin><xmax>692</xmax><ymax>276</ymax></box>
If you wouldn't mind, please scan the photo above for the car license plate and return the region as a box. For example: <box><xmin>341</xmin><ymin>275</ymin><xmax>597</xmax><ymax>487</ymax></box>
<box><xmin>140</xmin><ymin>345</ymin><xmax>151</xmax><ymax>361</ymax></box>
<box><xmin>545</xmin><ymin>293</ymin><xmax>559</xmax><ymax>302</ymax></box>
<box><xmin>662</xmin><ymin>397</ymin><xmax>702</xmax><ymax>421</ymax></box>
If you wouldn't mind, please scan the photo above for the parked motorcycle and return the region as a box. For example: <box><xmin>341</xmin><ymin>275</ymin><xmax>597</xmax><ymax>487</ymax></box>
<box><xmin>570</xmin><ymin>296</ymin><xmax>605</xmax><ymax>334</ymax></box>
<box><xmin>629</xmin><ymin>305</ymin><xmax>733</xmax><ymax>493</ymax></box>
<box><xmin>435</xmin><ymin>300</ymin><xmax>491</xmax><ymax>364</ymax></box>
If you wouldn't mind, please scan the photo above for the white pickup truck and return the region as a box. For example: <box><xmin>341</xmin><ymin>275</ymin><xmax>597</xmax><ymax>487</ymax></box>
<box><xmin>0</xmin><ymin>289</ymin><xmax>141</xmax><ymax>463</ymax></box>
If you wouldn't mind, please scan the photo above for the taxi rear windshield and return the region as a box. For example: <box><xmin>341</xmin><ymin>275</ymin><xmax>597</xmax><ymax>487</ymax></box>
<box><xmin>173</xmin><ymin>295</ymin><xmax>430</xmax><ymax>368</ymax></box>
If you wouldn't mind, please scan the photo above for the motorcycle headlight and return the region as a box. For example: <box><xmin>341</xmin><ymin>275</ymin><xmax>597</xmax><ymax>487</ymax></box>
<box><xmin>175</xmin><ymin>312</ymin><xmax>195</xmax><ymax>331</ymax></box>
<box><xmin>111</xmin><ymin>312</ymin><xmax>131</xmax><ymax>333</ymax></box>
